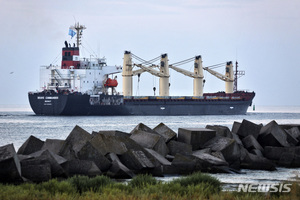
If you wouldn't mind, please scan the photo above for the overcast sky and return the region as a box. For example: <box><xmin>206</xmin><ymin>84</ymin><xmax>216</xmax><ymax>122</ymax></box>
<box><xmin>0</xmin><ymin>0</ymin><xmax>300</xmax><ymax>106</ymax></box>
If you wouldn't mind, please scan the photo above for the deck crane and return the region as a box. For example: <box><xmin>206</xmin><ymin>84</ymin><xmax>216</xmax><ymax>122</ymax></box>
<box><xmin>169</xmin><ymin>56</ymin><xmax>204</xmax><ymax>96</ymax></box>
<box><xmin>122</xmin><ymin>51</ymin><xmax>170</xmax><ymax>96</ymax></box>
<box><xmin>203</xmin><ymin>61</ymin><xmax>234</xmax><ymax>93</ymax></box>
<box><xmin>134</xmin><ymin>54</ymin><xmax>170</xmax><ymax>96</ymax></box>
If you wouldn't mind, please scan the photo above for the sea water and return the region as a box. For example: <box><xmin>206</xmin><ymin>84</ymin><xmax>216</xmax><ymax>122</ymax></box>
<box><xmin>0</xmin><ymin>104</ymin><xmax>300</xmax><ymax>190</ymax></box>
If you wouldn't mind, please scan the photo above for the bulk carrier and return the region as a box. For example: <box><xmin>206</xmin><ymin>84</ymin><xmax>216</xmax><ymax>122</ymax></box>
<box><xmin>28</xmin><ymin>23</ymin><xmax>255</xmax><ymax>116</ymax></box>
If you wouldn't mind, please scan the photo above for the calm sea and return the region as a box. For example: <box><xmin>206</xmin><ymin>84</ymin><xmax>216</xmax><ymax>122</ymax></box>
<box><xmin>0</xmin><ymin>104</ymin><xmax>300</xmax><ymax>190</ymax></box>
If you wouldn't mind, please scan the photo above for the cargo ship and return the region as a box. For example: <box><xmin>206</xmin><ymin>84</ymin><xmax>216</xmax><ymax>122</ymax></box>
<box><xmin>28</xmin><ymin>23</ymin><xmax>255</xmax><ymax>116</ymax></box>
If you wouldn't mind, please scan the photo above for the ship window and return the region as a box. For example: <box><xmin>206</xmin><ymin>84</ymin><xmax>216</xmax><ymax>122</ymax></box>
<box><xmin>83</xmin><ymin>81</ymin><xmax>85</xmax><ymax>83</ymax></box>
<box><xmin>87</xmin><ymin>81</ymin><xmax>89</xmax><ymax>83</ymax></box>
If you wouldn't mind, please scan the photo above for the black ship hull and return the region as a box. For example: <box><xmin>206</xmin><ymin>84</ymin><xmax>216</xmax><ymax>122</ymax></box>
<box><xmin>28</xmin><ymin>91</ymin><xmax>255</xmax><ymax>116</ymax></box>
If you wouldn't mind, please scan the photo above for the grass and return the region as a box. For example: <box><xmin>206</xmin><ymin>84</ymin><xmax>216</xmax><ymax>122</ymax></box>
<box><xmin>0</xmin><ymin>173</ymin><xmax>299</xmax><ymax>200</ymax></box>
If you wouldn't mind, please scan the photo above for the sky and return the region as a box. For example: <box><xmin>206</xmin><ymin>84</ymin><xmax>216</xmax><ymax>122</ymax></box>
<box><xmin>0</xmin><ymin>0</ymin><xmax>300</xmax><ymax>106</ymax></box>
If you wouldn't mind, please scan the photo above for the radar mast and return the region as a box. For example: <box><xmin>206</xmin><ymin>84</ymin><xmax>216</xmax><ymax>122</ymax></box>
<box><xmin>70</xmin><ymin>23</ymin><xmax>86</xmax><ymax>47</ymax></box>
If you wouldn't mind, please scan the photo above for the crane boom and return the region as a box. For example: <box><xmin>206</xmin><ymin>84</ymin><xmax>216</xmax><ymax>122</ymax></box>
<box><xmin>203</xmin><ymin>67</ymin><xmax>233</xmax><ymax>82</ymax></box>
<box><xmin>132</xmin><ymin>65</ymin><xmax>157</xmax><ymax>76</ymax></box>
<box><xmin>134</xmin><ymin>64</ymin><xmax>168</xmax><ymax>77</ymax></box>
<box><xmin>169</xmin><ymin>65</ymin><xmax>203</xmax><ymax>78</ymax></box>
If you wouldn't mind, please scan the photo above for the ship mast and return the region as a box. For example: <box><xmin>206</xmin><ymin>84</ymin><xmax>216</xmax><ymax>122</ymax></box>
<box><xmin>70</xmin><ymin>23</ymin><xmax>86</xmax><ymax>47</ymax></box>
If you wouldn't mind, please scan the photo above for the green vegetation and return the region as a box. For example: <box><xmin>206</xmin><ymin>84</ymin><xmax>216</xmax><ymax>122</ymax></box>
<box><xmin>0</xmin><ymin>173</ymin><xmax>299</xmax><ymax>200</ymax></box>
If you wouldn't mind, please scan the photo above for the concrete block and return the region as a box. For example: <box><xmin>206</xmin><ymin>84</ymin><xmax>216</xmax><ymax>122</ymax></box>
<box><xmin>279</xmin><ymin>152</ymin><xmax>294</xmax><ymax>167</ymax></box>
<box><xmin>242</xmin><ymin>135</ymin><xmax>264</xmax><ymax>152</ymax></box>
<box><xmin>250</xmin><ymin>149</ymin><xmax>264</xmax><ymax>157</ymax></box>
<box><xmin>241</xmin><ymin>152</ymin><xmax>276</xmax><ymax>171</ymax></box>
<box><xmin>178</xmin><ymin>128</ymin><xmax>216</xmax><ymax>150</ymax></box>
<box><xmin>90</xmin><ymin>134</ymin><xmax>128</xmax><ymax>155</ymax></box>
<box><xmin>232</xmin><ymin>133</ymin><xmax>243</xmax><ymax>146</ymax></box>
<box><xmin>285</xmin><ymin>127</ymin><xmax>300</xmax><ymax>140</ymax></box>
<box><xmin>153</xmin><ymin>123</ymin><xmax>177</xmax><ymax>142</ymax></box>
<box><xmin>130</xmin><ymin>131</ymin><xmax>169</xmax><ymax>156</ymax></box>
<box><xmin>203</xmin><ymin>136</ymin><xmax>240</xmax><ymax>164</ymax></box>
<box><xmin>41</xmin><ymin>139</ymin><xmax>64</xmax><ymax>155</ymax></box>
<box><xmin>30</xmin><ymin>149</ymin><xmax>67</xmax><ymax>165</ymax></box>
<box><xmin>145</xmin><ymin>148</ymin><xmax>171</xmax><ymax>166</ymax></box>
<box><xmin>167</xmin><ymin>140</ymin><xmax>192</xmax><ymax>156</ymax></box>
<box><xmin>77</xmin><ymin>141</ymin><xmax>111</xmax><ymax>171</ymax></box>
<box><xmin>171</xmin><ymin>154</ymin><xmax>196</xmax><ymax>174</ymax></box>
<box><xmin>59</xmin><ymin>125</ymin><xmax>92</xmax><ymax>160</ymax></box>
<box><xmin>206</xmin><ymin>125</ymin><xmax>233</xmax><ymax>138</ymax></box>
<box><xmin>236</xmin><ymin>119</ymin><xmax>262</xmax><ymax>139</ymax></box>
<box><xmin>193</xmin><ymin>148</ymin><xmax>211</xmax><ymax>154</ymax></box>
<box><xmin>285</xmin><ymin>129</ymin><xmax>299</xmax><ymax>146</ymax></box>
<box><xmin>119</xmin><ymin>149</ymin><xmax>155</xmax><ymax>171</ymax></box>
<box><xmin>22</xmin><ymin>150</ymin><xmax>66</xmax><ymax>178</ymax></box>
<box><xmin>192</xmin><ymin>151</ymin><xmax>228</xmax><ymax>166</ymax></box>
<box><xmin>130</xmin><ymin>123</ymin><xmax>158</xmax><ymax>135</ymax></box>
<box><xmin>106</xmin><ymin>153</ymin><xmax>135</xmax><ymax>178</ymax></box>
<box><xmin>22</xmin><ymin>163</ymin><xmax>51</xmax><ymax>182</ymax></box>
<box><xmin>258</xmin><ymin>121</ymin><xmax>290</xmax><ymax>147</ymax></box>
<box><xmin>95</xmin><ymin>130</ymin><xmax>130</xmax><ymax>137</ymax></box>
<box><xmin>0</xmin><ymin>144</ymin><xmax>23</xmax><ymax>183</ymax></box>
<box><xmin>17</xmin><ymin>135</ymin><xmax>44</xmax><ymax>155</ymax></box>
<box><xmin>61</xmin><ymin>159</ymin><xmax>101</xmax><ymax>177</ymax></box>
<box><xmin>231</xmin><ymin>121</ymin><xmax>241</xmax><ymax>135</ymax></box>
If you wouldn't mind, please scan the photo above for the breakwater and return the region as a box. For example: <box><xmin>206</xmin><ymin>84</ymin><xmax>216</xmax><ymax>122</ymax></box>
<box><xmin>0</xmin><ymin>119</ymin><xmax>300</xmax><ymax>183</ymax></box>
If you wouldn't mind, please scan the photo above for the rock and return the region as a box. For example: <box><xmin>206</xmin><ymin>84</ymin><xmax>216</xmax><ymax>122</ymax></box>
<box><xmin>41</xmin><ymin>139</ymin><xmax>64</xmax><ymax>155</ymax></box>
<box><xmin>192</xmin><ymin>151</ymin><xmax>228</xmax><ymax>166</ymax></box>
<box><xmin>17</xmin><ymin>135</ymin><xmax>44</xmax><ymax>155</ymax></box>
<box><xmin>106</xmin><ymin>153</ymin><xmax>135</xmax><ymax>178</ymax></box>
<box><xmin>0</xmin><ymin>144</ymin><xmax>23</xmax><ymax>183</ymax></box>
<box><xmin>61</xmin><ymin>159</ymin><xmax>101</xmax><ymax>177</ymax></box>
<box><xmin>203</xmin><ymin>136</ymin><xmax>240</xmax><ymax>164</ymax></box>
<box><xmin>130</xmin><ymin>123</ymin><xmax>158</xmax><ymax>135</ymax></box>
<box><xmin>206</xmin><ymin>125</ymin><xmax>233</xmax><ymax>138</ymax></box>
<box><xmin>258</xmin><ymin>121</ymin><xmax>290</xmax><ymax>147</ymax></box>
<box><xmin>59</xmin><ymin>125</ymin><xmax>92</xmax><ymax>160</ymax></box>
<box><xmin>130</xmin><ymin>131</ymin><xmax>169</xmax><ymax>156</ymax></box>
<box><xmin>242</xmin><ymin>135</ymin><xmax>264</xmax><ymax>152</ymax></box>
<box><xmin>236</xmin><ymin>119</ymin><xmax>262</xmax><ymax>139</ymax></box>
<box><xmin>77</xmin><ymin>141</ymin><xmax>111</xmax><ymax>171</ymax></box>
<box><xmin>178</xmin><ymin>128</ymin><xmax>216</xmax><ymax>150</ymax></box>
<box><xmin>95</xmin><ymin>130</ymin><xmax>130</xmax><ymax>137</ymax></box>
<box><xmin>241</xmin><ymin>152</ymin><xmax>276</xmax><ymax>171</ymax></box>
<box><xmin>119</xmin><ymin>149</ymin><xmax>155</xmax><ymax>171</ymax></box>
<box><xmin>167</xmin><ymin>140</ymin><xmax>193</xmax><ymax>156</ymax></box>
<box><xmin>153</xmin><ymin>123</ymin><xmax>177</xmax><ymax>143</ymax></box>
<box><xmin>231</xmin><ymin>121</ymin><xmax>241</xmax><ymax>135</ymax></box>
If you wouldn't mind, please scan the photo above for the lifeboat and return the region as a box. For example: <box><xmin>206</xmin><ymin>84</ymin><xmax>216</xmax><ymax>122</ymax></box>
<box><xmin>105</xmin><ymin>78</ymin><xmax>118</xmax><ymax>87</ymax></box>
